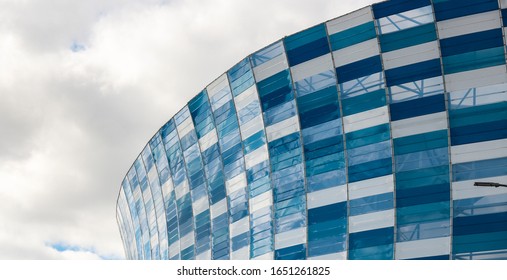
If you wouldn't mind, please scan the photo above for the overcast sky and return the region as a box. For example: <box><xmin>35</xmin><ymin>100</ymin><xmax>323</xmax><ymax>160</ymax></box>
<box><xmin>0</xmin><ymin>0</ymin><xmax>379</xmax><ymax>259</ymax></box>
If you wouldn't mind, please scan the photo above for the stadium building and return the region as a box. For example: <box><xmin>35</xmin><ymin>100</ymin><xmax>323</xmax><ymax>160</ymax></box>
<box><xmin>116</xmin><ymin>0</ymin><xmax>507</xmax><ymax>260</ymax></box>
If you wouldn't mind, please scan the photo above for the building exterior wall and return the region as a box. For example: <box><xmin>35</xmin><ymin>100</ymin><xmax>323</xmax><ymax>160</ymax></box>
<box><xmin>116</xmin><ymin>0</ymin><xmax>507</xmax><ymax>260</ymax></box>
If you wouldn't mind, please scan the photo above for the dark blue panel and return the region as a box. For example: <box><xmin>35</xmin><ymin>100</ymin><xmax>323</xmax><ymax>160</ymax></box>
<box><xmin>433</xmin><ymin>0</ymin><xmax>499</xmax><ymax>21</ymax></box>
<box><xmin>409</xmin><ymin>255</ymin><xmax>450</xmax><ymax>260</ymax></box>
<box><xmin>348</xmin><ymin>158</ymin><xmax>393</xmax><ymax>183</ymax></box>
<box><xmin>336</xmin><ymin>56</ymin><xmax>383</xmax><ymax>83</ymax></box>
<box><xmin>349</xmin><ymin>227</ymin><xmax>394</xmax><ymax>249</ymax></box>
<box><xmin>379</xmin><ymin>24</ymin><xmax>437</xmax><ymax>52</ymax></box>
<box><xmin>442</xmin><ymin>47</ymin><xmax>506</xmax><ymax>74</ymax></box>
<box><xmin>285</xmin><ymin>24</ymin><xmax>329</xmax><ymax>66</ymax></box>
<box><xmin>385</xmin><ymin>59</ymin><xmax>442</xmax><ymax>87</ymax></box>
<box><xmin>450</xmin><ymin>119</ymin><xmax>507</xmax><ymax>146</ymax></box>
<box><xmin>389</xmin><ymin>93</ymin><xmax>445</xmax><ymax>121</ymax></box>
<box><xmin>394</xmin><ymin>130</ymin><xmax>448</xmax><ymax>156</ymax></box>
<box><xmin>372</xmin><ymin>0</ymin><xmax>430</xmax><ymax>19</ymax></box>
<box><xmin>286</xmin><ymin>37</ymin><xmax>330</xmax><ymax>67</ymax></box>
<box><xmin>453</xmin><ymin>212</ymin><xmax>507</xmax><ymax>236</ymax></box>
<box><xmin>329</xmin><ymin>22</ymin><xmax>376</xmax><ymax>51</ymax></box>
<box><xmin>275</xmin><ymin>244</ymin><xmax>306</xmax><ymax>260</ymax></box>
<box><xmin>396</xmin><ymin>183</ymin><xmax>450</xmax><ymax>207</ymax></box>
<box><xmin>308</xmin><ymin>202</ymin><xmax>347</xmax><ymax>224</ymax></box>
<box><xmin>341</xmin><ymin>89</ymin><xmax>386</xmax><ymax>116</ymax></box>
<box><xmin>503</xmin><ymin>9</ymin><xmax>507</xmax><ymax>27</ymax></box>
<box><xmin>440</xmin><ymin>29</ymin><xmax>504</xmax><ymax>57</ymax></box>
<box><xmin>188</xmin><ymin>90</ymin><xmax>207</xmax><ymax>113</ymax></box>
<box><xmin>181</xmin><ymin>245</ymin><xmax>194</xmax><ymax>260</ymax></box>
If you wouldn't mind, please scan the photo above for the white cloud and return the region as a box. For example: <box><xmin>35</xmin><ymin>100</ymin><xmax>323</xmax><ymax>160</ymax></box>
<box><xmin>0</xmin><ymin>0</ymin><xmax>379</xmax><ymax>259</ymax></box>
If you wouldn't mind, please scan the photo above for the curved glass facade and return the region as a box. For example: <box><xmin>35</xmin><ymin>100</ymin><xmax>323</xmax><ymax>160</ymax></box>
<box><xmin>116</xmin><ymin>0</ymin><xmax>507</xmax><ymax>260</ymax></box>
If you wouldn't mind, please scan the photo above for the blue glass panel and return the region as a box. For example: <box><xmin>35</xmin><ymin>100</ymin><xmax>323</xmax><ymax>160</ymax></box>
<box><xmin>341</xmin><ymin>89</ymin><xmax>386</xmax><ymax>116</ymax></box>
<box><xmin>348</xmin><ymin>141</ymin><xmax>392</xmax><ymax>166</ymax></box>
<box><xmin>379</xmin><ymin>24</ymin><xmax>436</xmax><ymax>52</ymax></box>
<box><xmin>385</xmin><ymin>59</ymin><xmax>442</xmax><ymax>87</ymax></box>
<box><xmin>257</xmin><ymin>70</ymin><xmax>293</xmax><ymax>110</ymax></box>
<box><xmin>449</xmin><ymin>102</ymin><xmax>507</xmax><ymax>128</ymax></box>
<box><xmin>443</xmin><ymin>47</ymin><xmax>506</xmax><ymax>74</ymax></box>
<box><xmin>503</xmin><ymin>9</ymin><xmax>507</xmax><ymax>27</ymax></box>
<box><xmin>390</xmin><ymin>93</ymin><xmax>445</xmax><ymax>121</ymax></box>
<box><xmin>231</xmin><ymin>232</ymin><xmax>250</xmax><ymax>251</ymax></box>
<box><xmin>308</xmin><ymin>202</ymin><xmax>347</xmax><ymax>224</ymax></box>
<box><xmin>336</xmin><ymin>56</ymin><xmax>383</xmax><ymax>83</ymax></box>
<box><xmin>393</xmin><ymin>130</ymin><xmax>448</xmax><ymax>155</ymax></box>
<box><xmin>349</xmin><ymin>227</ymin><xmax>394</xmax><ymax>249</ymax></box>
<box><xmin>395</xmin><ymin>147</ymin><xmax>449</xmax><ymax>172</ymax></box>
<box><xmin>397</xmin><ymin>183</ymin><xmax>450</xmax><ymax>207</ymax></box>
<box><xmin>372</xmin><ymin>0</ymin><xmax>431</xmax><ymax>19</ymax></box>
<box><xmin>285</xmin><ymin>24</ymin><xmax>329</xmax><ymax>67</ymax></box>
<box><xmin>440</xmin><ymin>29</ymin><xmax>504</xmax><ymax>57</ymax></box>
<box><xmin>397</xmin><ymin>219</ymin><xmax>451</xmax><ymax>241</ymax></box>
<box><xmin>397</xmin><ymin>201</ymin><xmax>450</xmax><ymax>224</ymax></box>
<box><xmin>348</xmin><ymin>158</ymin><xmax>393</xmax><ymax>183</ymax></box>
<box><xmin>453</xmin><ymin>232</ymin><xmax>507</xmax><ymax>254</ymax></box>
<box><xmin>181</xmin><ymin>246</ymin><xmax>194</xmax><ymax>260</ymax></box>
<box><xmin>454</xmin><ymin>212</ymin><xmax>507</xmax><ymax>236</ymax></box>
<box><xmin>346</xmin><ymin>124</ymin><xmax>390</xmax><ymax>150</ymax></box>
<box><xmin>349</xmin><ymin>192</ymin><xmax>394</xmax><ymax>216</ymax></box>
<box><xmin>453</xmin><ymin>157</ymin><xmax>507</xmax><ymax>182</ymax></box>
<box><xmin>396</xmin><ymin>165</ymin><xmax>450</xmax><ymax>189</ymax></box>
<box><xmin>329</xmin><ymin>22</ymin><xmax>376</xmax><ymax>51</ymax></box>
<box><xmin>307</xmin><ymin>169</ymin><xmax>346</xmax><ymax>192</ymax></box>
<box><xmin>451</xmin><ymin>120</ymin><xmax>507</xmax><ymax>146</ymax></box>
<box><xmin>454</xmin><ymin>194</ymin><xmax>507</xmax><ymax>218</ymax></box>
<box><xmin>348</xmin><ymin>244</ymin><xmax>394</xmax><ymax>260</ymax></box>
<box><xmin>433</xmin><ymin>0</ymin><xmax>499</xmax><ymax>21</ymax></box>
<box><xmin>410</xmin><ymin>255</ymin><xmax>450</xmax><ymax>260</ymax></box>
<box><xmin>275</xmin><ymin>244</ymin><xmax>306</xmax><ymax>260</ymax></box>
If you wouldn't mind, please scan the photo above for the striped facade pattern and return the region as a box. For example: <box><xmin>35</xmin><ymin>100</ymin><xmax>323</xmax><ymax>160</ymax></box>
<box><xmin>116</xmin><ymin>0</ymin><xmax>507</xmax><ymax>260</ymax></box>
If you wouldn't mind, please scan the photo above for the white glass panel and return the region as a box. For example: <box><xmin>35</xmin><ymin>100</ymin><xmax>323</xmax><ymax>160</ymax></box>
<box><xmin>343</xmin><ymin>106</ymin><xmax>389</xmax><ymax>133</ymax></box>
<box><xmin>391</xmin><ymin>111</ymin><xmax>447</xmax><ymax>138</ymax></box>
<box><xmin>348</xmin><ymin>209</ymin><xmax>395</xmax><ymax>233</ymax></box>
<box><xmin>234</xmin><ymin>85</ymin><xmax>258</xmax><ymax>110</ymax></box>
<box><xmin>452</xmin><ymin>139</ymin><xmax>507</xmax><ymax>164</ymax></box>
<box><xmin>226</xmin><ymin>173</ymin><xmax>247</xmax><ymax>195</ymax></box>
<box><xmin>174</xmin><ymin>180</ymin><xmax>189</xmax><ymax>201</ymax></box>
<box><xmin>207</xmin><ymin>74</ymin><xmax>229</xmax><ymax>98</ymax></box>
<box><xmin>445</xmin><ymin>65</ymin><xmax>507</xmax><ymax>92</ymax></box>
<box><xmin>348</xmin><ymin>175</ymin><xmax>394</xmax><ymax>200</ymax></box>
<box><xmin>333</xmin><ymin>39</ymin><xmax>379</xmax><ymax>66</ymax></box>
<box><xmin>193</xmin><ymin>196</ymin><xmax>209</xmax><ymax>215</ymax></box>
<box><xmin>448</xmin><ymin>82</ymin><xmax>507</xmax><ymax>109</ymax></box>
<box><xmin>307</xmin><ymin>185</ymin><xmax>347</xmax><ymax>209</ymax></box>
<box><xmin>437</xmin><ymin>11</ymin><xmax>501</xmax><ymax>39</ymax></box>
<box><xmin>378</xmin><ymin>6</ymin><xmax>434</xmax><ymax>34</ymax></box>
<box><xmin>253</xmin><ymin>54</ymin><xmax>288</xmax><ymax>82</ymax></box>
<box><xmin>199</xmin><ymin>129</ymin><xmax>218</xmax><ymax>152</ymax></box>
<box><xmin>395</xmin><ymin>237</ymin><xmax>450</xmax><ymax>260</ymax></box>
<box><xmin>231</xmin><ymin>247</ymin><xmax>249</xmax><ymax>260</ymax></box>
<box><xmin>240</xmin><ymin>115</ymin><xmax>264</xmax><ymax>140</ymax></box>
<box><xmin>266</xmin><ymin>115</ymin><xmax>300</xmax><ymax>142</ymax></box>
<box><xmin>275</xmin><ymin>227</ymin><xmax>307</xmax><ymax>249</ymax></box>
<box><xmin>326</xmin><ymin>6</ymin><xmax>372</xmax><ymax>35</ymax></box>
<box><xmin>180</xmin><ymin>231</ymin><xmax>195</xmax><ymax>249</ymax></box>
<box><xmin>245</xmin><ymin>145</ymin><xmax>268</xmax><ymax>169</ymax></box>
<box><xmin>176</xmin><ymin>116</ymin><xmax>194</xmax><ymax>139</ymax></box>
<box><xmin>210</xmin><ymin>198</ymin><xmax>227</xmax><ymax>218</ymax></box>
<box><xmin>452</xmin><ymin>175</ymin><xmax>507</xmax><ymax>200</ymax></box>
<box><xmin>249</xmin><ymin>190</ymin><xmax>272</xmax><ymax>212</ymax></box>
<box><xmin>230</xmin><ymin>217</ymin><xmax>250</xmax><ymax>237</ymax></box>
<box><xmin>196</xmin><ymin>250</ymin><xmax>211</xmax><ymax>260</ymax></box>
<box><xmin>382</xmin><ymin>41</ymin><xmax>439</xmax><ymax>70</ymax></box>
<box><xmin>390</xmin><ymin>77</ymin><xmax>444</xmax><ymax>103</ymax></box>
<box><xmin>291</xmin><ymin>54</ymin><xmax>334</xmax><ymax>82</ymax></box>
<box><xmin>252</xmin><ymin>252</ymin><xmax>273</xmax><ymax>260</ymax></box>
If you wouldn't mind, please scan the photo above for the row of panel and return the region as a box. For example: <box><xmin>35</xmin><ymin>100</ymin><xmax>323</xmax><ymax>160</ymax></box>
<box><xmin>117</xmin><ymin>0</ymin><xmax>507</xmax><ymax>260</ymax></box>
